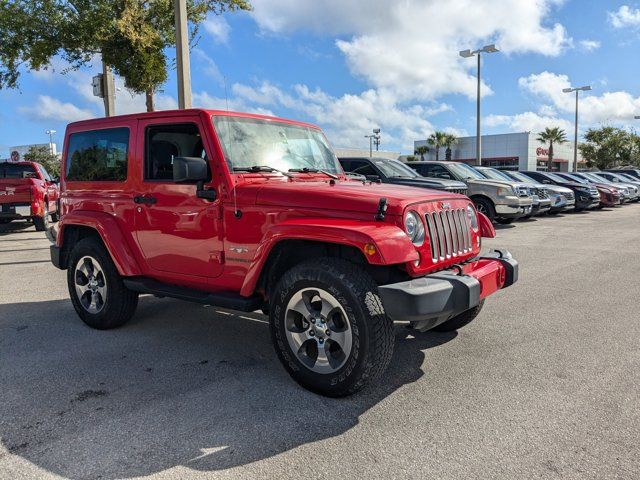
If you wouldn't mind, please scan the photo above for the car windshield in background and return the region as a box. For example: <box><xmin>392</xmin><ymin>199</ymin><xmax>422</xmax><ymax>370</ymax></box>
<box><xmin>212</xmin><ymin>115</ymin><xmax>341</xmax><ymax>174</ymax></box>
<box><xmin>564</xmin><ymin>174</ymin><xmax>588</xmax><ymax>184</ymax></box>
<box><xmin>481</xmin><ymin>168</ymin><xmax>512</xmax><ymax>182</ymax></box>
<box><xmin>0</xmin><ymin>163</ymin><xmax>38</xmax><ymax>179</ymax></box>
<box><xmin>583</xmin><ymin>173</ymin><xmax>607</xmax><ymax>183</ymax></box>
<box><xmin>447</xmin><ymin>163</ymin><xmax>486</xmax><ymax>180</ymax></box>
<box><xmin>373</xmin><ymin>159</ymin><xmax>419</xmax><ymax>178</ymax></box>
<box><xmin>544</xmin><ymin>172</ymin><xmax>569</xmax><ymax>183</ymax></box>
<box><xmin>509</xmin><ymin>172</ymin><xmax>535</xmax><ymax>183</ymax></box>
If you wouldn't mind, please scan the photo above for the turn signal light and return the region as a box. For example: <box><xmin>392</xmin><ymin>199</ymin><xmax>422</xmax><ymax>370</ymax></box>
<box><xmin>364</xmin><ymin>243</ymin><xmax>377</xmax><ymax>256</ymax></box>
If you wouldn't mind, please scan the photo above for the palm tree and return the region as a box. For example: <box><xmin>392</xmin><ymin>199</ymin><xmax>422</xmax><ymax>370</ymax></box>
<box><xmin>537</xmin><ymin>127</ymin><xmax>568</xmax><ymax>171</ymax></box>
<box><xmin>414</xmin><ymin>145</ymin><xmax>429</xmax><ymax>161</ymax></box>
<box><xmin>427</xmin><ymin>131</ymin><xmax>448</xmax><ymax>161</ymax></box>
<box><xmin>442</xmin><ymin>133</ymin><xmax>458</xmax><ymax>161</ymax></box>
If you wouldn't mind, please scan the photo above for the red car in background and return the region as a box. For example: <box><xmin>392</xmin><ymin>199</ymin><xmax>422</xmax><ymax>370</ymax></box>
<box><xmin>0</xmin><ymin>161</ymin><xmax>60</xmax><ymax>231</ymax></box>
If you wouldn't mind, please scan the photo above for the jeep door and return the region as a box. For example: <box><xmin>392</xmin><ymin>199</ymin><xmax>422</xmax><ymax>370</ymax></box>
<box><xmin>133</xmin><ymin>117</ymin><xmax>224</xmax><ymax>280</ymax></box>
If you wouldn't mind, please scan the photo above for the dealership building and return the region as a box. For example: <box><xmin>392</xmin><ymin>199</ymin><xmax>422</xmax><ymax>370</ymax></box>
<box><xmin>414</xmin><ymin>132</ymin><xmax>584</xmax><ymax>171</ymax></box>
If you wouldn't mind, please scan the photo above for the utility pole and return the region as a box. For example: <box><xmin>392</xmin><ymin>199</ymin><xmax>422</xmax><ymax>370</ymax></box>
<box><xmin>365</xmin><ymin>129</ymin><xmax>381</xmax><ymax>158</ymax></box>
<box><xmin>175</xmin><ymin>0</ymin><xmax>192</xmax><ymax>109</ymax></box>
<box><xmin>102</xmin><ymin>62</ymin><xmax>115</xmax><ymax>117</ymax></box>
<box><xmin>45</xmin><ymin>130</ymin><xmax>56</xmax><ymax>155</ymax></box>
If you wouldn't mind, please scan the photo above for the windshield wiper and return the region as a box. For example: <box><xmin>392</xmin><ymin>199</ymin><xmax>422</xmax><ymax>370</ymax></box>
<box><xmin>288</xmin><ymin>167</ymin><xmax>339</xmax><ymax>180</ymax></box>
<box><xmin>233</xmin><ymin>165</ymin><xmax>293</xmax><ymax>178</ymax></box>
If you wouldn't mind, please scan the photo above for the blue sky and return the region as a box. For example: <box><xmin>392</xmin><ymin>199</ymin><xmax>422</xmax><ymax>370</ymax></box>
<box><xmin>2</xmin><ymin>0</ymin><xmax>640</xmax><ymax>157</ymax></box>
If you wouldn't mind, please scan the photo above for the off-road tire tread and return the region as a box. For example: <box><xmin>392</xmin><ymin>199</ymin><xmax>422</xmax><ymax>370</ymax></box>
<box><xmin>270</xmin><ymin>257</ymin><xmax>394</xmax><ymax>397</ymax></box>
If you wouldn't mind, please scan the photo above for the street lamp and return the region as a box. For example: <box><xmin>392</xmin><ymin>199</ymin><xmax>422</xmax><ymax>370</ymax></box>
<box><xmin>45</xmin><ymin>130</ymin><xmax>56</xmax><ymax>155</ymax></box>
<box><xmin>563</xmin><ymin>85</ymin><xmax>591</xmax><ymax>172</ymax></box>
<box><xmin>365</xmin><ymin>128</ymin><xmax>381</xmax><ymax>158</ymax></box>
<box><xmin>460</xmin><ymin>44</ymin><xmax>500</xmax><ymax>166</ymax></box>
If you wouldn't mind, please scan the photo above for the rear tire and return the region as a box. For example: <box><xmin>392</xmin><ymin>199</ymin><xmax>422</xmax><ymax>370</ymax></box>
<box><xmin>67</xmin><ymin>237</ymin><xmax>138</xmax><ymax>330</ymax></box>
<box><xmin>432</xmin><ymin>300</ymin><xmax>485</xmax><ymax>332</ymax></box>
<box><xmin>473</xmin><ymin>197</ymin><xmax>495</xmax><ymax>222</ymax></box>
<box><xmin>33</xmin><ymin>204</ymin><xmax>49</xmax><ymax>231</ymax></box>
<box><xmin>496</xmin><ymin>217</ymin><xmax>514</xmax><ymax>225</ymax></box>
<box><xmin>270</xmin><ymin>258</ymin><xmax>394</xmax><ymax>397</ymax></box>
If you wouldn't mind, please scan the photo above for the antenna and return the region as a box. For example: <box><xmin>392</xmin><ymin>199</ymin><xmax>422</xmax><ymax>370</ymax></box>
<box><xmin>223</xmin><ymin>75</ymin><xmax>241</xmax><ymax>218</ymax></box>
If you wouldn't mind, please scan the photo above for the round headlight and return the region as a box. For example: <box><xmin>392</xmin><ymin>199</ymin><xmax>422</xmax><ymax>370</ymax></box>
<box><xmin>404</xmin><ymin>211</ymin><xmax>425</xmax><ymax>246</ymax></box>
<box><xmin>467</xmin><ymin>204</ymin><xmax>479</xmax><ymax>231</ymax></box>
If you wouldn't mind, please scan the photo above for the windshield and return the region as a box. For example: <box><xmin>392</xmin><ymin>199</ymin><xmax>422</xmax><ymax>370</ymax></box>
<box><xmin>373</xmin><ymin>159</ymin><xmax>419</xmax><ymax>178</ymax></box>
<box><xmin>212</xmin><ymin>115</ymin><xmax>342</xmax><ymax>173</ymax></box>
<box><xmin>544</xmin><ymin>172</ymin><xmax>568</xmax><ymax>183</ymax></box>
<box><xmin>583</xmin><ymin>172</ymin><xmax>608</xmax><ymax>183</ymax></box>
<box><xmin>619</xmin><ymin>173</ymin><xmax>637</xmax><ymax>182</ymax></box>
<box><xmin>446</xmin><ymin>163</ymin><xmax>486</xmax><ymax>180</ymax></box>
<box><xmin>509</xmin><ymin>171</ymin><xmax>535</xmax><ymax>183</ymax></box>
<box><xmin>479</xmin><ymin>168</ymin><xmax>513</xmax><ymax>182</ymax></box>
<box><xmin>561</xmin><ymin>173</ymin><xmax>587</xmax><ymax>184</ymax></box>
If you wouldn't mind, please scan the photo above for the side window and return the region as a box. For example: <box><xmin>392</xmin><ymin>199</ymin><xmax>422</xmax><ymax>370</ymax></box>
<box><xmin>339</xmin><ymin>159</ymin><xmax>352</xmax><ymax>172</ymax></box>
<box><xmin>430</xmin><ymin>165</ymin><xmax>452</xmax><ymax>179</ymax></box>
<box><xmin>66</xmin><ymin>128</ymin><xmax>129</xmax><ymax>181</ymax></box>
<box><xmin>145</xmin><ymin>123</ymin><xmax>209</xmax><ymax>181</ymax></box>
<box><xmin>412</xmin><ymin>164</ymin><xmax>427</xmax><ymax>176</ymax></box>
<box><xmin>37</xmin><ymin>164</ymin><xmax>52</xmax><ymax>181</ymax></box>
<box><xmin>351</xmin><ymin>161</ymin><xmax>378</xmax><ymax>177</ymax></box>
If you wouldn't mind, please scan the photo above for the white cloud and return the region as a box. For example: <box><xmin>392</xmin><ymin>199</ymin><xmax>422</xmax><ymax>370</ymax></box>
<box><xmin>192</xmin><ymin>49</ymin><xmax>225</xmax><ymax>86</ymax></box>
<box><xmin>18</xmin><ymin>95</ymin><xmax>94</xmax><ymax>123</ymax></box>
<box><xmin>519</xmin><ymin>71</ymin><xmax>640</xmax><ymax>125</ymax></box>
<box><xmin>485</xmin><ymin>112</ymin><xmax>572</xmax><ymax>133</ymax></box>
<box><xmin>251</xmin><ymin>0</ymin><xmax>571</xmax><ymax>102</ymax></box>
<box><xmin>579</xmin><ymin>39</ymin><xmax>600</xmax><ymax>51</ymax></box>
<box><xmin>608</xmin><ymin>5</ymin><xmax>640</xmax><ymax>29</ymax></box>
<box><xmin>203</xmin><ymin>15</ymin><xmax>231</xmax><ymax>43</ymax></box>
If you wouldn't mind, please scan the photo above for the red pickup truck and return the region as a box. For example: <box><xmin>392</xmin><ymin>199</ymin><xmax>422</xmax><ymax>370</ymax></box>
<box><xmin>0</xmin><ymin>161</ymin><xmax>59</xmax><ymax>230</ymax></box>
<box><xmin>50</xmin><ymin>109</ymin><xmax>518</xmax><ymax>396</ymax></box>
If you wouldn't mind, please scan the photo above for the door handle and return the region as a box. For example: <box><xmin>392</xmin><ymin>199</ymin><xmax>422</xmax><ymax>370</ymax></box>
<box><xmin>134</xmin><ymin>195</ymin><xmax>157</xmax><ymax>204</ymax></box>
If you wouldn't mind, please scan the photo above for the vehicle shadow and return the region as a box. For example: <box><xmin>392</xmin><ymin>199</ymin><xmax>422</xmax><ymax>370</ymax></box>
<box><xmin>0</xmin><ymin>221</ymin><xmax>34</xmax><ymax>236</ymax></box>
<box><xmin>0</xmin><ymin>297</ymin><xmax>456</xmax><ymax>478</ymax></box>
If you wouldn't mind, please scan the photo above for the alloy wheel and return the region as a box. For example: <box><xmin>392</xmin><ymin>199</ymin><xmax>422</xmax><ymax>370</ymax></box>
<box><xmin>74</xmin><ymin>256</ymin><xmax>107</xmax><ymax>314</ymax></box>
<box><xmin>284</xmin><ymin>288</ymin><xmax>352</xmax><ymax>374</ymax></box>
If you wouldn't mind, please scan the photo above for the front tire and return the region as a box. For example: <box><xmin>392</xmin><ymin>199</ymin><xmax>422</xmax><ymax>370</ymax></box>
<box><xmin>473</xmin><ymin>197</ymin><xmax>495</xmax><ymax>222</ymax></box>
<box><xmin>432</xmin><ymin>300</ymin><xmax>485</xmax><ymax>332</ymax></box>
<box><xmin>270</xmin><ymin>258</ymin><xmax>394</xmax><ymax>397</ymax></box>
<box><xmin>67</xmin><ymin>237</ymin><xmax>138</xmax><ymax>329</ymax></box>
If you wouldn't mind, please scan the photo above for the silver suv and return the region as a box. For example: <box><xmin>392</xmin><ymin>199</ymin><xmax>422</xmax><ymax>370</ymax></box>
<box><xmin>406</xmin><ymin>161</ymin><xmax>533</xmax><ymax>224</ymax></box>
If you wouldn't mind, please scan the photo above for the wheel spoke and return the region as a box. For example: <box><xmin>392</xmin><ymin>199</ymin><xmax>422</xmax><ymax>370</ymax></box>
<box><xmin>287</xmin><ymin>329</ymin><xmax>308</xmax><ymax>351</ymax></box>
<box><xmin>327</xmin><ymin>329</ymin><xmax>350</xmax><ymax>350</ymax></box>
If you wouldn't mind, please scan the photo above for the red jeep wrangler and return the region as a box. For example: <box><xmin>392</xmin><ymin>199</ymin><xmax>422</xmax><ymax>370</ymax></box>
<box><xmin>1</xmin><ymin>161</ymin><xmax>59</xmax><ymax>230</ymax></box>
<box><xmin>50</xmin><ymin>109</ymin><xmax>518</xmax><ymax>396</ymax></box>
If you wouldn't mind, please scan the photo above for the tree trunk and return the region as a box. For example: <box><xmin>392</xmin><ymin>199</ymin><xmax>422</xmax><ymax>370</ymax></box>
<box><xmin>435</xmin><ymin>145</ymin><xmax>439</xmax><ymax>162</ymax></box>
<box><xmin>548</xmin><ymin>141</ymin><xmax>554</xmax><ymax>171</ymax></box>
<box><xmin>446</xmin><ymin>147</ymin><xmax>452</xmax><ymax>161</ymax></box>
<box><xmin>145</xmin><ymin>89</ymin><xmax>155</xmax><ymax>112</ymax></box>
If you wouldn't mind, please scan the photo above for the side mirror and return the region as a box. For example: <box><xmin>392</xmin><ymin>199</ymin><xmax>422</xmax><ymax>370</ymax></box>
<box><xmin>436</xmin><ymin>173</ymin><xmax>452</xmax><ymax>180</ymax></box>
<box><xmin>173</xmin><ymin>156</ymin><xmax>209</xmax><ymax>183</ymax></box>
<box><xmin>543</xmin><ymin>180</ymin><xmax>551</xmax><ymax>184</ymax></box>
<box><xmin>365</xmin><ymin>175</ymin><xmax>381</xmax><ymax>182</ymax></box>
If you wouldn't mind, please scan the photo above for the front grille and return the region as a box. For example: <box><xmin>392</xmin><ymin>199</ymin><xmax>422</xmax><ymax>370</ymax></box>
<box><xmin>424</xmin><ymin>208</ymin><xmax>473</xmax><ymax>262</ymax></box>
<box><xmin>516</xmin><ymin>186</ymin><xmax>531</xmax><ymax>197</ymax></box>
<box><xmin>589</xmin><ymin>187</ymin><xmax>599</xmax><ymax>196</ymax></box>
<box><xmin>534</xmin><ymin>187</ymin><xmax>549</xmax><ymax>199</ymax></box>
<box><xmin>565</xmin><ymin>191</ymin><xmax>575</xmax><ymax>201</ymax></box>
<box><xmin>446</xmin><ymin>187</ymin><xmax>469</xmax><ymax>196</ymax></box>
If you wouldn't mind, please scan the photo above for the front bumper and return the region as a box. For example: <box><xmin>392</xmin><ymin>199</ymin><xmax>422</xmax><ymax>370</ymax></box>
<box><xmin>378</xmin><ymin>249</ymin><xmax>518</xmax><ymax>329</ymax></box>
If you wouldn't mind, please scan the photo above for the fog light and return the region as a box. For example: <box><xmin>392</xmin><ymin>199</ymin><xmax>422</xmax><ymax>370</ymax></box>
<box><xmin>364</xmin><ymin>243</ymin><xmax>377</xmax><ymax>256</ymax></box>
<box><xmin>413</xmin><ymin>253</ymin><xmax>421</xmax><ymax>267</ymax></box>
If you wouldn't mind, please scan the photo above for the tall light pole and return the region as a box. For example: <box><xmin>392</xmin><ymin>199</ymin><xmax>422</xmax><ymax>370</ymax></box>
<box><xmin>563</xmin><ymin>85</ymin><xmax>591</xmax><ymax>172</ymax></box>
<box><xmin>364</xmin><ymin>128</ymin><xmax>381</xmax><ymax>158</ymax></box>
<box><xmin>460</xmin><ymin>44</ymin><xmax>500</xmax><ymax>166</ymax></box>
<box><xmin>175</xmin><ymin>0</ymin><xmax>192</xmax><ymax>109</ymax></box>
<box><xmin>45</xmin><ymin>130</ymin><xmax>56</xmax><ymax>155</ymax></box>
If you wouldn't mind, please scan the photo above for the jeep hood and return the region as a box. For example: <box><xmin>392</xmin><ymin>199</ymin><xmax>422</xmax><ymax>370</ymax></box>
<box><xmin>249</xmin><ymin>179</ymin><xmax>467</xmax><ymax>215</ymax></box>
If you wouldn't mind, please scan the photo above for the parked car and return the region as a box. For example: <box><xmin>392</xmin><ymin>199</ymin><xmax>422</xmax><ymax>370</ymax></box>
<box><xmin>406</xmin><ymin>161</ymin><xmax>533</xmax><ymax>224</ymax></box>
<box><xmin>594</xmin><ymin>170</ymin><xmax>640</xmax><ymax>188</ymax></box>
<box><xmin>503</xmin><ymin>171</ymin><xmax>574</xmax><ymax>214</ymax></box>
<box><xmin>571</xmin><ymin>172</ymin><xmax>633</xmax><ymax>204</ymax></box>
<box><xmin>0</xmin><ymin>161</ymin><xmax>59</xmax><ymax>230</ymax></box>
<box><xmin>475</xmin><ymin>167</ymin><xmax>551</xmax><ymax>218</ymax></box>
<box><xmin>604</xmin><ymin>167</ymin><xmax>640</xmax><ymax>180</ymax></box>
<box><xmin>583</xmin><ymin>172</ymin><xmax>639</xmax><ymax>202</ymax></box>
<box><xmin>522</xmin><ymin>171</ymin><xmax>600</xmax><ymax>211</ymax></box>
<box><xmin>339</xmin><ymin>157</ymin><xmax>468</xmax><ymax>195</ymax></box>
<box><xmin>49</xmin><ymin>109</ymin><xmax>519</xmax><ymax>397</ymax></box>
<box><xmin>554</xmin><ymin>172</ymin><xmax>622</xmax><ymax>208</ymax></box>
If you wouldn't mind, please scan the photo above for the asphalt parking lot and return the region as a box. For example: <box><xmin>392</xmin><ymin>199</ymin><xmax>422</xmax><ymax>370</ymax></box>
<box><xmin>1</xmin><ymin>206</ymin><xmax>639</xmax><ymax>480</ymax></box>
